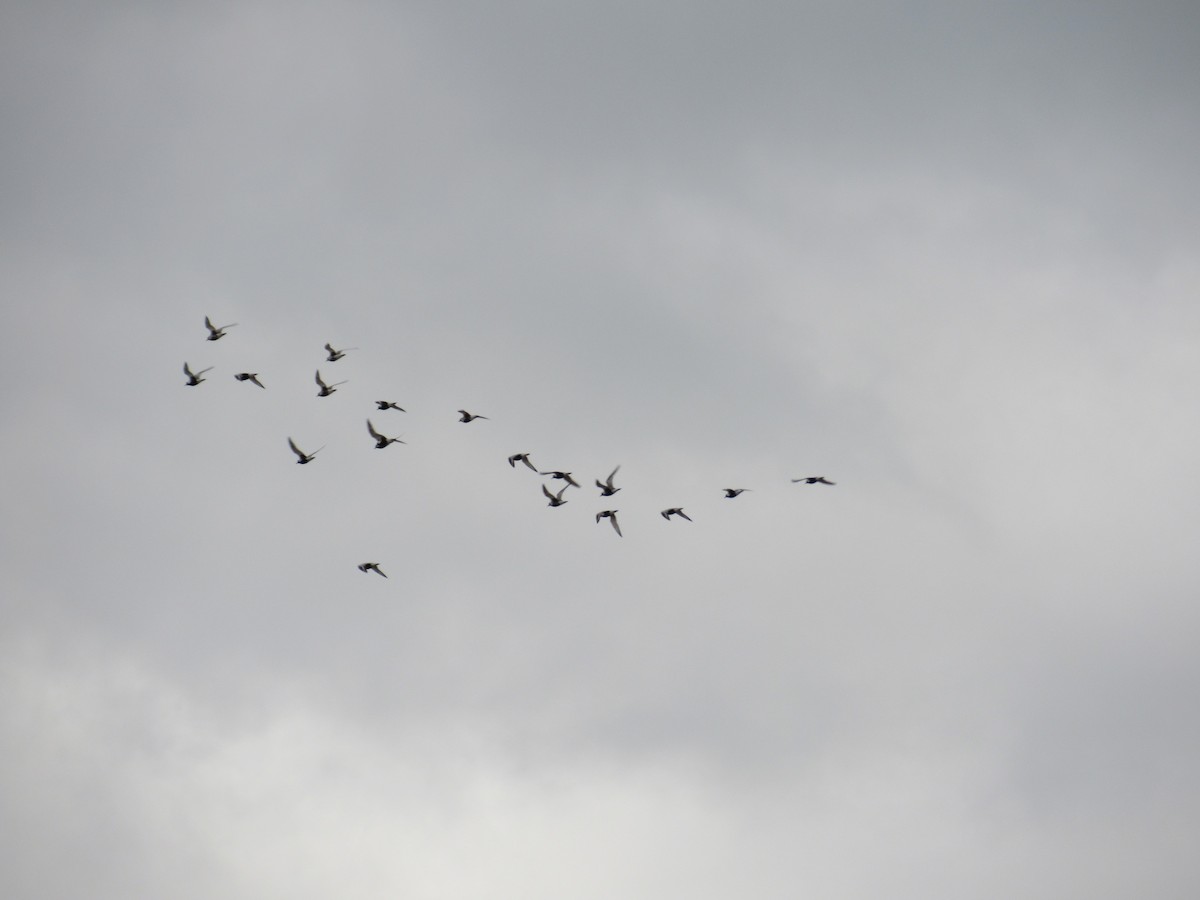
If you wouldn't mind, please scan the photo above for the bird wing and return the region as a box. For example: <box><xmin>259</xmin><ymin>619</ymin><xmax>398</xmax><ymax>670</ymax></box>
<box><xmin>204</xmin><ymin>316</ymin><xmax>215</xmax><ymax>333</ymax></box>
<box><xmin>564</xmin><ymin>473</ymin><xmax>580</xmax><ymax>487</ymax></box>
<box><xmin>679</xmin><ymin>511</ymin><xmax>692</xmax><ymax>521</ymax></box>
<box><xmin>367</xmin><ymin>420</ymin><xmax>382</xmax><ymax>439</ymax></box>
<box><xmin>183</xmin><ymin>362</ymin><xmax>195</xmax><ymax>377</ymax></box>
<box><xmin>324</xmin><ymin>343</ymin><xmax>334</xmax><ymax>353</ymax></box>
<box><xmin>542</xmin><ymin>484</ymin><xmax>555</xmax><ymax>500</ymax></box>
<box><xmin>521</xmin><ymin>455</ymin><xmax>537</xmax><ymax>471</ymax></box>
<box><xmin>315</xmin><ymin>370</ymin><xmax>327</xmax><ymax>388</ymax></box>
<box><xmin>288</xmin><ymin>437</ymin><xmax>304</xmax><ymax>459</ymax></box>
<box><xmin>610</xmin><ymin>513</ymin><xmax>622</xmax><ymax>537</ymax></box>
<box><xmin>606</xmin><ymin>465</ymin><xmax>621</xmax><ymax>486</ymax></box>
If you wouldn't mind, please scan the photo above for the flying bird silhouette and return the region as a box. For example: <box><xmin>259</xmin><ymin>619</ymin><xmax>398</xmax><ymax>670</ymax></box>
<box><xmin>288</xmin><ymin>437</ymin><xmax>323</xmax><ymax>464</ymax></box>
<box><xmin>661</xmin><ymin>507</ymin><xmax>692</xmax><ymax>522</ymax></box>
<box><xmin>183</xmin><ymin>362</ymin><xmax>212</xmax><ymax>386</ymax></box>
<box><xmin>234</xmin><ymin>372</ymin><xmax>265</xmax><ymax>388</ymax></box>
<box><xmin>366</xmin><ymin>419</ymin><xmax>405</xmax><ymax>449</ymax></box>
<box><xmin>358</xmin><ymin>562</ymin><xmax>387</xmax><ymax>578</ymax></box>
<box><xmin>722</xmin><ymin>488</ymin><xmax>751</xmax><ymax>498</ymax></box>
<box><xmin>508</xmin><ymin>452</ymin><xmax>539</xmax><ymax>472</ymax></box>
<box><xmin>792</xmin><ymin>476</ymin><xmax>836</xmax><ymax>485</ymax></box>
<box><xmin>596</xmin><ymin>509</ymin><xmax>622</xmax><ymax>537</ymax></box>
<box><xmin>457</xmin><ymin>410</ymin><xmax>489</xmax><ymax>422</ymax></box>
<box><xmin>324</xmin><ymin>342</ymin><xmax>357</xmax><ymax>361</ymax></box>
<box><xmin>315</xmin><ymin>370</ymin><xmax>347</xmax><ymax>397</ymax></box>
<box><xmin>204</xmin><ymin>316</ymin><xmax>237</xmax><ymax>341</ymax></box>
<box><xmin>376</xmin><ymin>401</ymin><xmax>406</xmax><ymax>411</ymax></box>
<box><xmin>541</xmin><ymin>470</ymin><xmax>581</xmax><ymax>488</ymax></box>
<box><xmin>596</xmin><ymin>466</ymin><xmax>621</xmax><ymax>496</ymax></box>
<box><xmin>542</xmin><ymin>484</ymin><xmax>569</xmax><ymax>507</ymax></box>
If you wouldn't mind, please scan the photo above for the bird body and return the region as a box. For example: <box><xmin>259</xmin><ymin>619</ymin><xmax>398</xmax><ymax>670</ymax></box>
<box><xmin>315</xmin><ymin>370</ymin><xmax>347</xmax><ymax>397</ymax></box>
<box><xmin>324</xmin><ymin>342</ymin><xmax>357</xmax><ymax>361</ymax></box>
<box><xmin>457</xmin><ymin>409</ymin><xmax>488</xmax><ymax>422</ymax></box>
<box><xmin>596</xmin><ymin>466</ymin><xmax>621</xmax><ymax>496</ymax></box>
<box><xmin>366</xmin><ymin>419</ymin><xmax>405</xmax><ymax>448</ymax></box>
<box><xmin>204</xmin><ymin>316</ymin><xmax>237</xmax><ymax>341</ymax></box>
<box><xmin>508</xmin><ymin>452</ymin><xmax>538</xmax><ymax>472</ymax></box>
<box><xmin>288</xmin><ymin>437</ymin><xmax>323</xmax><ymax>464</ymax></box>
<box><xmin>792</xmin><ymin>476</ymin><xmax>836</xmax><ymax>485</ymax></box>
<box><xmin>542</xmin><ymin>484</ymin><xmax>569</xmax><ymax>507</ymax></box>
<box><xmin>358</xmin><ymin>562</ymin><xmax>387</xmax><ymax>578</ymax></box>
<box><xmin>541</xmin><ymin>470</ymin><xmax>580</xmax><ymax>488</ymax></box>
<box><xmin>596</xmin><ymin>509</ymin><xmax>622</xmax><ymax>536</ymax></box>
<box><xmin>183</xmin><ymin>362</ymin><xmax>212</xmax><ymax>386</ymax></box>
<box><xmin>234</xmin><ymin>372</ymin><xmax>265</xmax><ymax>388</ymax></box>
<box><xmin>661</xmin><ymin>507</ymin><xmax>692</xmax><ymax>522</ymax></box>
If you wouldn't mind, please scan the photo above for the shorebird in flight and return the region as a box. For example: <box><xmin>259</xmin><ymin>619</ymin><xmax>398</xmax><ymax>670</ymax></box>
<box><xmin>288</xmin><ymin>437</ymin><xmax>323</xmax><ymax>464</ymax></box>
<box><xmin>792</xmin><ymin>476</ymin><xmax>836</xmax><ymax>485</ymax></box>
<box><xmin>457</xmin><ymin>410</ymin><xmax>489</xmax><ymax>422</ymax></box>
<box><xmin>233</xmin><ymin>372</ymin><xmax>265</xmax><ymax>388</ymax></box>
<box><xmin>376</xmin><ymin>401</ymin><xmax>406</xmax><ymax>411</ymax></box>
<box><xmin>183</xmin><ymin>362</ymin><xmax>212</xmax><ymax>386</ymax></box>
<box><xmin>541</xmin><ymin>470</ymin><xmax>580</xmax><ymax>488</ymax></box>
<box><xmin>595</xmin><ymin>466</ymin><xmax>621</xmax><ymax>496</ymax></box>
<box><xmin>542</xmin><ymin>484</ymin><xmax>569</xmax><ymax>507</ymax></box>
<box><xmin>366</xmin><ymin>419</ymin><xmax>405</xmax><ymax>449</ymax></box>
<box><xmin>204</xmin><ymin>316</ymin><xmax>237</xmax><ymax>341</ymax></box>
<box><xmin>596</xmin><ymin>509</ymin><xmax>622</xmax><ymax>537</ymax></box>
<box><xmin>722</xmin><ymin>488</ymin><xmax>751</xmax><ymax>498</ymax></box>
<box><xmin>315</xmin><ymin>370</ymin><xmax>347</xmax><ymax>397</ymax></box>
<box><xmin>508</xmin><ymin>452</ymin><xmax>539</xmax><ymax>472</ymax></box>
<box><xmin>324</xmin><ymin>342</ymin><xmax>357</xmax><ymax>362</ymax></box>
<box><xmin>661</xmin><ymin>507</ymin><xmax>692</xmax><ymax>522</ymax></box>
<box><xmin>358</xmin><ymin>562</ymin><xmax>387</xmax><ymax>578</ymax></box>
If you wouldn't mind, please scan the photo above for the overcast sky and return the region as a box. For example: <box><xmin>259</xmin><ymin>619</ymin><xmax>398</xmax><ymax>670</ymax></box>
<box><xmin>3</xmin><ymin>2</ymin><xmax>1199</xmax><ymax>897</ymax></box>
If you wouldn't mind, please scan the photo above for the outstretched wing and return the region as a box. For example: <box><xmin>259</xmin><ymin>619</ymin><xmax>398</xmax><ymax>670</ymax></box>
<box><xmin>288</xmin><ymin>437</ymin><xmax>304</xmax><ymax>459</ymax></box>
<box><xmin>367</xmin><ymin>419</ymin><xmax>382</xmax><ymax>440</ymax></box>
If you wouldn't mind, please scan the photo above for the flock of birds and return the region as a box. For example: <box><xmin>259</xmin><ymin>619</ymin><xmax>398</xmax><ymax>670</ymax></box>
<box><xmin>185</xmin><ymin>316</ymin><xmax>836</xmax><ymax>578</ymax></box>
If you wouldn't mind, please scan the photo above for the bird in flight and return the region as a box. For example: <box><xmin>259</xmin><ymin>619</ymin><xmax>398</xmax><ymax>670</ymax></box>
<box><xmin>204</xmin><ymin>316</ymin><xmax>237</xmax><ymax>341</ymax></box>
<box><xmin>315</xmin><ymin>370</ymin><xmax>347</xmax><ymax>397</ymax></box>
<box><xmin>508</xmin><ymin>452</ymin><xmax>539</xmax><ymax>472</ymax></box>
<box><xmin>183</xmin><ymin>362</ymin><xmax>212</xmax><ymax>386</ymax></box>
<box><xmin>596</xmin><ymin>509</ymin><xmax>622</xmax><ymax>537</ymax></box>
<box><xmin>661</xmin><ymin>507</ymin><xmax>692</xmax><ymax>522</ymax></box>
<box><xmin>234</xmin><ymin>372</ymin><xmax>265</xmax><ymax>389</ymax></box>
<box><xmin>366</xmin><ymin>419</ymin><xmax>405</xmax><ymax>449</ymax></box>
<box><xmin>288</xmin><ymin>437</ymin><xmax>323</xmax><ymax>464</ymax></box>
<box><xmin>358</xmin><ymin>562</ymin><xmax>387</xmax><ymax>578</ymax></box>
<box><xmin>722</xmin><ymin>488</ymin><xmax>751</xmax><ymax>498</ymax></box>
<box><xmin>541</xmin><ymin>470</ymin><xmax>580</xmax><ymax>488</ymax></box>
<box><xmin>792</xmin><ymin>476</ymin><xmax>836</xmax><ymax>485</ymax></box>
<box><xmin>542</xmin><ymin>484</ymin><xmax>569</xmax><ymax>507</ymax></box>
<box><xmin>376</xmin><ymin>401</ymin><xmax>406</xmax><ymax>411</ymax></box>
<box><xmin>324</xmin><ymin>342</ymin><xmax>357</xmax><ymax>362</ymax></box>
<box><xmin>457</xmin><ymin>410</ymin><xmax>489</xmax><ymax>422</ymax></box>
<box><xmin>596</xmin><ymin>465</ymin><xmax>621</xmax><ymax>496</ymax></box>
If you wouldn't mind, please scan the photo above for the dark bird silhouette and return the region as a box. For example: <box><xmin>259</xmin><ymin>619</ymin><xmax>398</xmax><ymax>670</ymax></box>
<box><xmin>315</xmin><ymin>370</ymin><xmax>347</xmax><ymax>397</ymax></box>
<box><xmin>542</xmin><ymin>484</ymin><xmax>569</xmax><ymax>507</ymax></box>
<box><xmin>234</xmin><ymin>372</ymin><xmax>265</xmax><ymax>388</ymax></box>
<box><xmin>457</xmin><ymin>410</ymin><xmax>489</xmax><ymax>422</ymax></box>
<box><xmin>324</xmin><ymin>342</ymin><xmax>357</xmax><ymax>362</ymax></box>
<box><xmin>358</xmin><ymin>562</ymin><xmax>387</xmax><ymax>578</ymax></box>
<box><xmin>541</xmin><ymin>470</ymin><xmax>581</xmax><ymax>488</ymax></box>
<box><xmin>596</xmin><ymin>509</ymin><xmax>622</xmax><ymax>537</ymax></box>
<box><xmin>288</xmin><ymin>437</ymin><xmax>323</xmax><ymax>464</ymax></box>
<box><xmin>792</xmin><ymin>476</ymin><xmax>836</xmax><ymax>485</ymax></box>
<box><xmin>204</xmin><ymin>316</ymin><xmax>237</xmax><ymax>341</ymax></box>
<box><xmin>661</xmin><ymin>507</ymin><xmax>692</xmax><ymax>522</ymax></box>
<box><xmin>723</xmin><ymin>488</ymin><xmax>750</xmax><ymax>498</ymax></box>
<box><xmin>376</xmin><ymin>401</ymin><xmax>406</xmax><ymax>411</ymax></box>
<box><xmin>595</xmin><ymin>465</ymin><xmax>621</xmax><ymax>496</ymax></box>
<box><xmin>183</xmin><ymin>362</ymin><xmax>212</xmax><ymax>386</ymax></box>
<box><xmin>508</xmin><ymin>452</ymin><xmax>539</xmax><ymax>472</ymax></box>
<box><xmin>366</xmin><ymin>419</ymin><xmax>405</xmax><ymax>449</ymax></box>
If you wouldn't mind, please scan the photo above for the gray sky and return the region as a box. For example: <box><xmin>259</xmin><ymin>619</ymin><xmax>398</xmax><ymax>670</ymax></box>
<box><xmin>3</xmin><ymin>2</ymin><xmax>1199</xmax><ymax>897</ymax></box>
